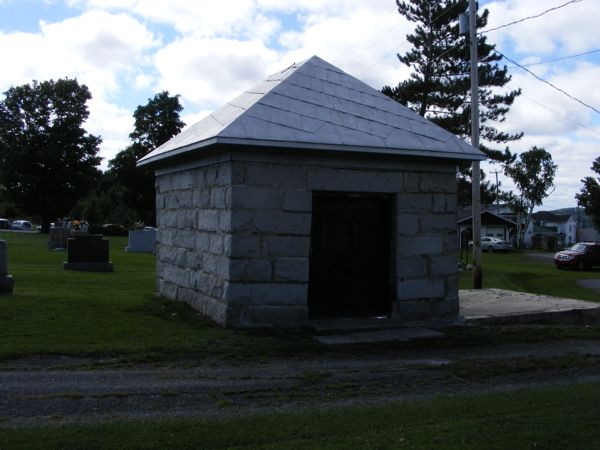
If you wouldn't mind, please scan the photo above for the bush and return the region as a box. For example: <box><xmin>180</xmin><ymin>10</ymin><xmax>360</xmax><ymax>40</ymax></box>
<box><xmin>102</xmin><ymin>224</ymin><xmax>129</xmax><ymax>236</ymax></box>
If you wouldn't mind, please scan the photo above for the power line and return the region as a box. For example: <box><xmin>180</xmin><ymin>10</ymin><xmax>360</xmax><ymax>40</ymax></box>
<box><xmin>342</xmin><ymin>19</ymin><xmax>407</xmax><ymax>70</ymax></box>
<box><xmin>520</xmin><ymin>93</ymin><xmax>600</xmax><ymax>136</ymax></box>
<box><xmin>343</xmin><ymin>2</ymin><xmax>471</xmax><ymax>78</ymax></box>
<box><xmin>481</xmin><ymin>0</ymin><xmax>583</xmax><ymax>34</ymax></box>
<box><xmin>495</xmin><ymin>49</ymin><xmax>600</xmax><ymax>114</ymax></box>
<box><xmin>507</xmin><ymin>49</ymin><xmax>600</xmax><ymax>68</ymax></box>
<box><xmin>333</xmin><ymin>5</ymin><xmax>398</xmax><ymax>64</ymax></box>
<box><xmin>429</xmin><ymin>48</ymin><xmax>600</xmax><ymax>78</ymax></box>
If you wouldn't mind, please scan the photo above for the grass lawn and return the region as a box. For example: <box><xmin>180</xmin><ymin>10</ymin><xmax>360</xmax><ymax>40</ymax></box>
<box><xmin>0</xmin><ymin>232</ymin><xmax>319</xmax><ymax>360</ymax></box>
<box><xmin>1</xmin><ymin>233</ymin><xmax>599</xmax><ymax>360</ymax></box>
<box><xmin>459</xmin><ymin>251</ymin><xmax>600</xmax><ymax>302</ymax></box>
<box><xmin>2</xmin><ymin>382</ymin><xmax>600</xmax><ymax>449</ymax></box>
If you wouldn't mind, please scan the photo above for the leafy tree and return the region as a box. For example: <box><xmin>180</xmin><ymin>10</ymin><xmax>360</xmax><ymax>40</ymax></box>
<box><xmin>576</xmin><ymin>156</ymin><xmax>600</xmax><ymax>231</ymax></box>
<box><xmin>0</xmin><ymin>78</ymin><xmax>102</xmax><ymax>232</ymax></box>
<box><xmin>503</xmin><ymin>147</ymin><xmax>557</xmax><ymax>248</ymax></box>
<box><xmin>104</xmin><ymin>91</ymin><xmax>185</xmax><ymax>226</ymax></box>
<box><xmin>129</xmin><ymin>91</ymin><xmax>185</xmax><ymax>152</ymax></box>
<box><xmin>382</xmin><ymin>0</ymin><xmax>522</xmax><ymax>205</ymax></box>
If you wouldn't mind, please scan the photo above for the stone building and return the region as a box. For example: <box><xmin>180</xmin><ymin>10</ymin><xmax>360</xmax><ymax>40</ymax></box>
<box><xmin>138</xmin><ymin>56</ymin><xmax>485</xmax><ymax>328</ymax></box>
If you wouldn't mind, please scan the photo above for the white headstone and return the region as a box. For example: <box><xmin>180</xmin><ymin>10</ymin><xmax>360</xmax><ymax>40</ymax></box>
<box><xmin>126</xmin><ymin>228</ymin><xmax>156</xmax><ymax>253</ymax></box>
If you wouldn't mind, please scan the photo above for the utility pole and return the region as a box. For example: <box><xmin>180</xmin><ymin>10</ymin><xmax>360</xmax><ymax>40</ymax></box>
<box><xmin>469</xmin><ymin>0</ymin><xmax>482</xmax><ymax>289</ymax></box>
<box><xmin>490</xmin><ymin>169</ymin><xmax>501</xmax><ymax>214</ymax></box>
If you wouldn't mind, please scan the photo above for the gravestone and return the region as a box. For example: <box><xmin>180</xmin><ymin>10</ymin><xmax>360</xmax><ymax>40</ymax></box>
<box><xmin>0</xmin><ymin>240</ymin><xmax>14</xmax><ymax>294</ymax></box>
<box><xmin>125</xmin><ymin>228</ymin><xmax>156</xmax><ymax>253</ymax></box>
<box><xmin>63</xmin><ymin>234</ymin><xmax>113</xmax><ymax>272</ymax></box>
<box><xmin>48</xmin><ymin>226</ymin><xmax>73</xmax><ymax>250</ymax></box>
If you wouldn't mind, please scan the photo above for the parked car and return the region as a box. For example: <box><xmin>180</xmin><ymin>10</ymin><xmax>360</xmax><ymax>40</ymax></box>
<box><xmin>0</xmin><ymin>218</ymin><xmax>10</xmax><ymax>229</ymax></box>
<box><xmin>101</xmin><ymin>223</ymin><xmax>128</xmax><ymax>236</ymax></box>
<box><xmin>554</xmin><ymin>242</ymin><xmax>600</xmax><ymax>270</ymax></box>
<box><xmin>10</xmin><ymin>220</ymin><xmax>32</xmax><ymax>231</ymax></box>
<box><xmin>480</xmin><ymin>237</ymin><xmax>512</xmax><ymax>253</ymax></box>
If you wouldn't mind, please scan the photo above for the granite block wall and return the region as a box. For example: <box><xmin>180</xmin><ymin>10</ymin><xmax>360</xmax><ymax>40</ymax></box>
<box><xmin>155</xmin><ymin>152</ymin><xmax>459</xmax><ymax>328</ymax></box>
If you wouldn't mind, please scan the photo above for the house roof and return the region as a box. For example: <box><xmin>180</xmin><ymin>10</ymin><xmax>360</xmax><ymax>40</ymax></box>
<box><xmin>138</xmin><ymin>55</ymin><xmax>485</xmax><ymax>167</ymax></box>
<box><xmin>457</xmin><ymin>210</ymin><xmax>517</xmax><ymax>227</ymax></box>
<box><xmin>532</xmin><ymin>211</ymin><xmax>572</xmax><ymax>223</ymax></box>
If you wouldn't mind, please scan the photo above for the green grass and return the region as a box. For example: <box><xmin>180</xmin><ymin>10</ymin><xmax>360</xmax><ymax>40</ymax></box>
<box><xmin>2</xmin><ymin>382</ymin><xmax>600</xmax><ymax>449</ymax></box>
<box><xmin>459</xmin><ymin>251</ymin><xmax>600</xmax><ymax>302</ymax></box>
<box><xmin>0</xmin><ymin>232</ymin><xmax>319</xmax><ymax>360</ymax></box>
<box><xmin>1</xmin><ymin>233</ymin><xmax>600</xmax><ymax>361</ymax></box>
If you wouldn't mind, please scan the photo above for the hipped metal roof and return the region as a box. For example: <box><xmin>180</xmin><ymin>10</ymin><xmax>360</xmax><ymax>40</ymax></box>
<box><xmin>138</xmin><ymin>55</ymin><xmax>485</xmax><ymax>167</ymax></box>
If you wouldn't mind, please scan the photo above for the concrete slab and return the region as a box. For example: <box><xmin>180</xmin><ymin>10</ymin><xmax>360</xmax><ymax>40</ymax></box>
<box><xmin>313</xmin><ymin>327</ymin><xmax>445</xmax><ymax>345</ymax></box>
<box><xmin>460</xmin><ymin>288</ymin><xmax>600</xmax><ymax>324</ymax></box>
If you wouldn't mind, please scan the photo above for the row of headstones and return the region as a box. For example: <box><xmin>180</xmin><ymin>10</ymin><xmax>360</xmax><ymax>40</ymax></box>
<box><xmin>49</xmin><ymin>227</ymin><xmax>156</xmax><ymax>253</ymax></box>
<box><xmin>0</xmin><ymin>229</ymin><xmax>157</xmax><ymax>295</ymax></box>
<box><xmin>61</xmin><ymin>229</ymin><xmax>156</xmax><ymax>272</ymax></box>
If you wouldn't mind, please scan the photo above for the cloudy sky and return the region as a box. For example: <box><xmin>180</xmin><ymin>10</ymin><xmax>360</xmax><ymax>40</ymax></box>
<box><xmin>1</xmin><ymin>0</ymin><xmax>598</xmax><ymax>210</ymax></box>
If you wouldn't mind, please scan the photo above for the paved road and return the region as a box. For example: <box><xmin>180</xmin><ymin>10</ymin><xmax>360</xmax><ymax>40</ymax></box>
<box><xmin>2</xmin><ymin>340</ymin><xmax>600</xmax><ymax>426</ymax></box>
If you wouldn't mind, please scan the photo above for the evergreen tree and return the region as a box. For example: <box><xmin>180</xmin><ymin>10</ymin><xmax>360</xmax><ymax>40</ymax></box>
<box><xmin>382</xmin><ymin>0</ymin><xmax>523</xmax><ymax>205</ymax></box>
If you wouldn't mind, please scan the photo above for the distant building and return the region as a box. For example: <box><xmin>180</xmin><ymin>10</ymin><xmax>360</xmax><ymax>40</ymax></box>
<box><xmin>457</xmin><ymin>205</ymin><xmax>532</xmax><ymax>248</ymax></box>
<box><xmin>531</xmin><ymin>211</ymin><xmax>577</xmax><ymax>249</ymax></box>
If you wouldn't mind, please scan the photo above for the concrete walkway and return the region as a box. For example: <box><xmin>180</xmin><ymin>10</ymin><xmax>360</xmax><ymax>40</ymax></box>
<box><xmin>460</xmin><ymin>288</ymin><xmax>600</xmax><ymax>324</ymax></box>
<box><xmin>314</xmin><ymin>289</ymin><xmax>600</xmax><ymax>344</ymax></box>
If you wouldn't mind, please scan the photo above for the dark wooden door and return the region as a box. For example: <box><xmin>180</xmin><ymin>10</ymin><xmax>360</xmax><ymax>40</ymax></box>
<box><xmin>308</xmin><ymin>192</ymin><xmax>393</xmax><ymax>319</ymax></box>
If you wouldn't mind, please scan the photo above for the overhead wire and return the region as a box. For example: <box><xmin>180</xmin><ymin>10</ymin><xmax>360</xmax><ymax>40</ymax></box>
<box><xmin>519</xmin><ymin>93</ymin><xmax>600</xmax><ymax>136</ymax></box>
<box><xmin>353</xmin><ymin>2</ymin><xmax>467</xmax><ymax>79</ymax></box>
<box><xmin>507</xmin><ymin>49</ymin><xmax>600</xmax><ymax>68</ymax></box>
<box><xmin>480</xmin><ymin>0</ymin><xmax>584</xmax><ymax>34</ymax></box>
<box><xmin>495</xmin><ymin>49</ymin><xmax>600</xmax><ymax>114</ymax></box>
<box><xmin>333</xmin><ymin>5</ymin><xmax>398</xmax><ymax>65</ymax></box>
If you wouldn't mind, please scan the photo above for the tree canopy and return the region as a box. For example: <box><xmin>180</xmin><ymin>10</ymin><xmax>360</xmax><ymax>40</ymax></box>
<box><xmin>78</xmin><ymin>91</ymin><xmax>185</xmax><ymax>226</ymax></box>
<box><xmin>504</xmin><ymin>146</ymin><xmax>557</xmax><ymax>247</ymax></box>
<box><xmin>0</xmin><ymin>78</ymin><xmax>101</xmax><ymax>231</ymax></box>
<box><xmin>382</xmin><ymin>0</ymin><xmax>522</xmax><ymax>205</ymax></box>
<box><xmin>576</xmin><ymin>156</ymin><xmax>600</xmax><ymax>231</ymax></box>
<box><xmin>129</xmin><ymin>91</ymin><xmax>185</xmax><ymax>152</ymax></box>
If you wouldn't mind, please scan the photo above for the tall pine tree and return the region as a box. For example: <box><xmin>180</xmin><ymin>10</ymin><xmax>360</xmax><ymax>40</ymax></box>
<box><xmin>382</xmin><ymin>0</ymin><xmax>522</xmax><ymax>205</ymax></box>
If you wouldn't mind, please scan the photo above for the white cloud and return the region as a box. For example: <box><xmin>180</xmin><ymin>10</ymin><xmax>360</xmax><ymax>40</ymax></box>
<box><xmin>485</xmin><ymin>0</ymin><xmax>598</xmax><ymax>55</ymax></box>
<box><xmin>2</xmin><ymin>0</ymin><xmax>597</xmax><ymax>210</ymax></box>
<box><xmin>0</xmin><ymin>9</ymin><xmax>159</xmax><ymax>169</ymax></box>
<box><xmin>0</xmin><ymin>10</ymin><xmax>157</xmax><ymax>97</ymax></box>
<box><xmin>153</xmin><ymin>37</ymin><xmax>279</xmax><ymax>109</ymax></box>
<box><xmin>85</xmin><ymin>97</ymin><xmax>134</xmax><ymax>169</ymax></box>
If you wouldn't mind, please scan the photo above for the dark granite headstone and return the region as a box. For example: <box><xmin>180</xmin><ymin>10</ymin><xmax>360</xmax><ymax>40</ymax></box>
<box><xmin>64</xmin><ymin>234</ymin><xmax>113</xmax><ymax>272</ymax></box>
<box><xmin>0</xmin><ymin>240</ymin><xmax>14</xmax><ymax>294</ymax></box>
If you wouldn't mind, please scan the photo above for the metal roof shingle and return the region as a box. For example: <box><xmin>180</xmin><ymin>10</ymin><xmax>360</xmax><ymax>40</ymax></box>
<box><xmin>138</xmin><ymin>55</ymin><xmax>485</xmax><ymax>166</ymax></box>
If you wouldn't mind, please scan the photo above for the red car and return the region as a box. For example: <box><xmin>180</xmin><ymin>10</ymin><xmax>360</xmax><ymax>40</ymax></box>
<box><xmin>554</xmin><ymin>242</ymin><xmax>600</xmax><ymax>271</ymax></box>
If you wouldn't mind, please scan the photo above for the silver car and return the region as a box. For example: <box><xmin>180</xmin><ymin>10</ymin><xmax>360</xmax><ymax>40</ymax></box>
<box><xmin>10</xmin><ymin>220</ymin><xmax>32</xmax><ymax>231</ymax></box>
<box><xmin>481</xmin><ymin>237</ymin><xmax>512</xmax><ymax>253</ymax></box>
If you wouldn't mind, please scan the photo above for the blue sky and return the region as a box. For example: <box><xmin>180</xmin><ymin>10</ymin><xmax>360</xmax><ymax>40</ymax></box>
<box><xmin>0</xmin><ymin>0</ymin><xmax>598</xmax><ymax>209</ymax></box>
